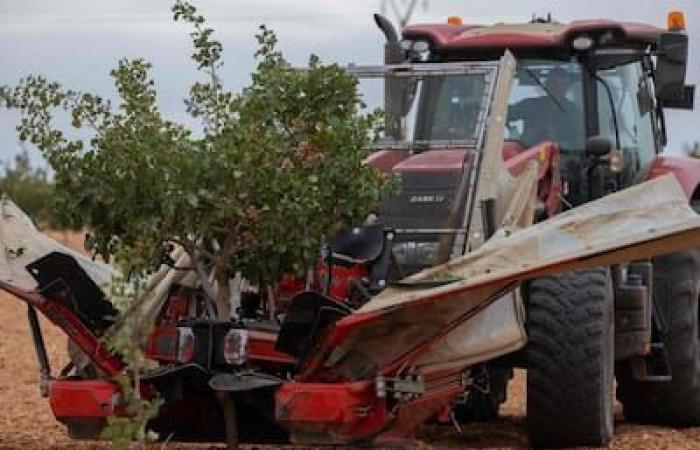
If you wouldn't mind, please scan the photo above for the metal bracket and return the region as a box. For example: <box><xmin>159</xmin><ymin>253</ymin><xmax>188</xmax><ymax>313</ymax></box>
<box><xmin>27</xmin><ymin>305</ymin><xmax>51</xmax><ymax>397</ymax></box>
<box><xmin>375</xmin><ymin>375</ymin><xmax>425</xmax><ymax>400</ymax></box>
<box><xmin>209</xmin><ymin>371</ymin><xmax>284</xmax><ymax>392</ymax></box>
<box><xmin>630</xmin><ymin>343</ymin><xmax>672</xmax><ymax>382</ymax></box>
<box><xmin>614</xmin><ymin>261</ymin><xmax>653</xmax><ymax>361</ymax></box>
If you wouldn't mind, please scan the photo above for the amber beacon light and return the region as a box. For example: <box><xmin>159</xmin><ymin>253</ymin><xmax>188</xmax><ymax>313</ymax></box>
<box><xmin>447</xmin><ymin>16</ymin><xmax>463</xmax><ymax>26</ymax></box>
<box><xmin>668</xmin><ymin>10</ymin><xmax>686</xmax><ymax>31</ymax></box>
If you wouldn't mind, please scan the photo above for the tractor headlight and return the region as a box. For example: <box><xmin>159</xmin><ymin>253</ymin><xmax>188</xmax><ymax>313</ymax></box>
<box><xmin>411</xmin><ymin>40</ymin><xmax>431</xmax><ymax>53</ymax></box>
<box><xmin>393</xmin><ymin>241</ymin><xmax>440</xmax><ymax>267</ymax></box>
<box><xmin>572</xmin><ymin>35</ymin><xmax>594</xmax><ymax>51</ymax></box>
<box><xmin>223</xmin><ymin>329</ymin><xmax>249</xmax><ymax>366</ymax></box>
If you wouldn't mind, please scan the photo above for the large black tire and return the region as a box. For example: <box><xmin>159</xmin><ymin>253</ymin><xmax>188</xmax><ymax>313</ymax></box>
<box><xmin>616</xmin><ymin>250</ymin><xmax>700</xmax><ymax>425</ymax></box>
<box><xmin>526</xmin><ymin>268</ymin><xmax>614</xmax><ymax>448</ymax></box>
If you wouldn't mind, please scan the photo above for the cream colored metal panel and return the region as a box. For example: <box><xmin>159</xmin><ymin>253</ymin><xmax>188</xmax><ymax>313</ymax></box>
<box><xmin>326</xmin><ymin>175</ymin><xmax>700</xmax><ymax>379</ymax></box>
<box><xmin>0</xmin><ymin>199</ymin><xmax>115</xmax><ymax>291</ymax></box>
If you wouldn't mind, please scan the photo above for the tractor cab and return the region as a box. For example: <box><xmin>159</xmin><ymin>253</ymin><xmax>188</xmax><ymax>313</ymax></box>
<box><xmin>382</xmin><ymin>12</ymin><xmax>694</xmax><ymax>206</ymax></box>
<box><xmin>341</xmin><ymin>11</ymin><xmax>695</xmax><ymax>281</ymax></box>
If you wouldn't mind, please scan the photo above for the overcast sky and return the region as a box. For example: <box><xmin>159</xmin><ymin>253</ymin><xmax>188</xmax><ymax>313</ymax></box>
<box><xmin>0</xmin><ymin>0</ymin><xmax>698</xmax><ymax>165</ymax></box>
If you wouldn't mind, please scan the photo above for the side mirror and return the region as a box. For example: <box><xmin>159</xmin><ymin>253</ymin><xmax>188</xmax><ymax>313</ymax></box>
<box><xmin>375</xmin><ymin>14</ymin><xmax>417</xmax><ymax>139</ymax></box>
<box><xmin>385</xmin><ymin>65</ymin><xmax>418</xmax><ymax>118</ymax></box>
<box><xmin>586</xmin><ymin>136</ymin><xmax>612</xmax><ymax>158</ymax></box>
<box><xmin>661</xmin><ymin>84</ymin><xmax>695</xmax><ymax>110</ymax></box>
<box><xmin>656</xmin><ymin>32</ymin><xmax>690</xmax><ymax>105</ymax></box>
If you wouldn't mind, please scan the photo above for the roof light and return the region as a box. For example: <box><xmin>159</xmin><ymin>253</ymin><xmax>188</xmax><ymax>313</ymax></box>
<box><xmin>668</xmin><ymin>10</ymin><xmax>686</xmax><ymax>31</ymax></box>
<box><xmin>447</xmin><ymin>16</ymin><xmax>463</xmax><ymax>26</ymax></box>
<box><xmin>412</xmin><ymin>40</ymin><xmax>430</xmax><ymax>52</ymax></box>
<box><xmin>572</xmin><ymin>35</ymin><xmax>594</xmax><ymax>51</ymax></box>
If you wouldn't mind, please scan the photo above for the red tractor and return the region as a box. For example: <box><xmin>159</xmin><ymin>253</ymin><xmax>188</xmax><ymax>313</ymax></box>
<box><xmin>1</xmin><ymin>9</ymin><xmax>700</xmax><ymax>449</ymax></box>
<box><xmin>409</xmin><ymin>10</ymin><xmax>700</xmax><ymax>447</ymax></box>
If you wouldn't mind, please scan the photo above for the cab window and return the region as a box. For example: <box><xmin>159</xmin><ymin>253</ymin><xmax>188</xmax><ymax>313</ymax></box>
<box><xmin>596</xmin><ymin>61</ymin><xmax>657</xmax><ymax>181</ymax></box>
<box><xmin>506</xmin><ymin>61</ymin><xmax>586</xmax><ymax>152</ymax></box>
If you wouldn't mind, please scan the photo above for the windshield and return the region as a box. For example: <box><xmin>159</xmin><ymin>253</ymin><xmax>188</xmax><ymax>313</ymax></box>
<box><xmin>353</xmin><ymin>62</ymin><xmax>498</xmax><ymax>150</ymax></box>
<box><xmin>506</xmin><ymin>59</ymin><xmax>586</xmax><ymax>152</ymax></box>
<box><xmin>413</xmin><ymin>74</ymin><xmax>489</xmax><ymax>142</ymax></box>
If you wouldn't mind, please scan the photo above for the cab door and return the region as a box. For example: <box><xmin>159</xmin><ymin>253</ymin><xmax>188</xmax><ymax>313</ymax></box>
<box><xmin>595</xmin><ymin>60</ymin><xmax>659</xmax><ymax>187</ymax></box>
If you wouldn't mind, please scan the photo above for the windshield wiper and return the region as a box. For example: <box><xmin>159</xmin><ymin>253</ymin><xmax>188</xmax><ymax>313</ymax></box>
<box><xmin>522</xmin><ymin>67</ymin><xmax>566</xmax><ymax>112</ymax></box>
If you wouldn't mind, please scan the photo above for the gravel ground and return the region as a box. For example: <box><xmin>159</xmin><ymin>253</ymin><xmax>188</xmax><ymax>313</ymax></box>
<box><xmin>1</xmin><ymin>232</ymin><xmax>700</xmax><ymax>449</ymax></box>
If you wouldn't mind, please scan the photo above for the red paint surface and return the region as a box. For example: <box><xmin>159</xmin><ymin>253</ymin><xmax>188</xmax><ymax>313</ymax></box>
<box><xmin>503</xmin><ymin>141</ymin><xmax>562</xmax><ymax>218</ymax></box>
<box><xmin>365</xmin><ymin>149</ymin><xmax>411</xmax><ymax>173</ymax></box>
<box><xmin>314</xmin><ymin>262</ymin><xmax>370</xmax><ymax>303</ymax></box>
<box><xmin>404</xmin><ymin>20</ymin><xmax>662</xmax><ymax>51</ymax></box>
<box><xmin>276</xmin><ymin>380</ymin><xmax>387</xmax><ymax>444</ymax></box>
<box><xmin>645</xmin><ymin>155</ymin><xmax>700</xmax><ymax>199</ymax></box>
<box><xmin>392</xmin><ymin>149</ymin><xmax>469</xmax><ymax>173</ymax></box>
<box><xmin>0</xmin><ymin>282</ymin><xmax>122</xmax><ymax>376</ymax></box>
<box><xmin>247</xmin><ymin>329</ymin><xmax>296</xmax><ymax>366</ymax></box>
<box><xmin>49</xmin><ymin>379</ymin><xmax>119</xmax><ymax>419</ymax></box>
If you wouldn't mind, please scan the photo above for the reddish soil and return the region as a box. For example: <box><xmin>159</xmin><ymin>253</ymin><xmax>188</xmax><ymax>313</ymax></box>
<box><xmin>1</xmin><ymin>232</ymin><xmax>700</xmax><ymax>449</ymax></box>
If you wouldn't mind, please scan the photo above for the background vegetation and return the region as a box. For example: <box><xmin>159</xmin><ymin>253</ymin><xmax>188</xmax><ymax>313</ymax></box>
<box><xmin>685</xmin><ymin>141</ymin><xmax>700</xmax><ymax>158</ymax></box>
<box><xmin>0</xmin><ymin>148</ymin><xmax>59</xmax><ymax>227</ymax></box>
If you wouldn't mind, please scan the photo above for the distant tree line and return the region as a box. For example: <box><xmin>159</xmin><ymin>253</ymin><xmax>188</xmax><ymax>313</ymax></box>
<box><xmin>686</xmin><ymin>141</ymin><xmax>700</xmax><ymax>158</ymax></box>
<box><xmin>0</xmin><ymin>149</ymin><xmax>59</xmax><ymax>227</ymax></box>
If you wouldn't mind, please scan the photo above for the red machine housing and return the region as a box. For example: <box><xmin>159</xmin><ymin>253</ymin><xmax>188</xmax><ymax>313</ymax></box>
<box><xmin>49</xmin><ymin>380</ymin><xmax>120</xmax><ymax>423</ymax></box>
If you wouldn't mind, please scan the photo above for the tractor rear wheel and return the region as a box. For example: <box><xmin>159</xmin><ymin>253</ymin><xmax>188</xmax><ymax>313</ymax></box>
<box><xmin>526</xmin><ymin>267</ymin><xmax>614</xmax><ymax>448</ymax></box>
<box><xmin>616</xmin><ymin>250</ymin><xmax>700</xmax><ymax>425</ymax></box>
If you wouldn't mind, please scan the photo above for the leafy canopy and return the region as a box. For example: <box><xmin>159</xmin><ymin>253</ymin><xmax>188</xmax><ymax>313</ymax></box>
<box><xmin>0</xmin><ymin>1</ymin><xmax>391</xmax><ymax>297</ymax></box>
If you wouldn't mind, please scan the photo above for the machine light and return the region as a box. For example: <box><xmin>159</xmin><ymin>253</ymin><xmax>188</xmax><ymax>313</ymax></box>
<box><xmin>447</xmin><ymin>16</ymin><xmax>463</xmax><ymax>26</ymax></box>
<box><xmin>224</xmin><ymin>329</ymin><xmax>250</xmax><ymax>366</ymax></box>
<box><xmin>609</xmin><ymin>149</ymin><xmax>624</xmax><ymax>173</ymax></box>
<box><xmin>412</xmin><ymin>40</ymin><xmax>430</xmax><ymax>52</ymax></box>
<box><xmin>572</xmin><ymin>35</ymin><xmax>594</xmax><ymax>51</ymax></box>
<box><xmin>668</xmin><ymin>10</ymin><xmax>686</xmax><ymax>31</ymax></box>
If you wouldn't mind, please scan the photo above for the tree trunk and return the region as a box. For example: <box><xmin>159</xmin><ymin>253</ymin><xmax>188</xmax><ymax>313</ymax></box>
<box><xmin>215</xmin><ymin>269</ymin><xmax>232</xmax><ymax>321</ymax></box>
<box><xmin>216</xmin><ymin>391</ymin><xmax>239</xmax><ymax>450</ymax></box>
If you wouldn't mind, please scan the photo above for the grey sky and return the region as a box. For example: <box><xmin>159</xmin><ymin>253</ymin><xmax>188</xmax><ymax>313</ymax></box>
<box><xmin>0</xmin><ymin>0</ymin><xmax>698</xmax><ymax>165</ymax></box>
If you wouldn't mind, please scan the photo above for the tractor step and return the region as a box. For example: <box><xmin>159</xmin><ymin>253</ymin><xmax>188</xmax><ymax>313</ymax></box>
<box><xmin>630</xmin><ymin>343</ymin><xmax>672</xmax><ymax>382</ymax></box>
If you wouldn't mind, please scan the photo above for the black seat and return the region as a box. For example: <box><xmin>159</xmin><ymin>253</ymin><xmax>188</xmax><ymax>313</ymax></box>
<box><xmin>26</xmin><ymin>252</ymin><xmax>118</xmax><ymax>334</ymax></box>
<box><xmin>330</xmin><ymin>225</ymin><xmax>385</xmax><ymax>264</ymax></box>
<box><xmin>327</xmin><ymin>225</ymin><xmax>395</xmax><ymax>296</ymax></box>
<box><xmin>275</xmin><ymin>291</ymin><xmax>352</xmax><ymax>359</ymax></box>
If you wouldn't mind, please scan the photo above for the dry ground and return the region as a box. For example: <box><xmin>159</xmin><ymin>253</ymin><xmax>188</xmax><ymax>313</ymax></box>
<box><xmin>1</xmin><ymin>232</ymin><xmax>700</xmax><ymax>449</ymax></box>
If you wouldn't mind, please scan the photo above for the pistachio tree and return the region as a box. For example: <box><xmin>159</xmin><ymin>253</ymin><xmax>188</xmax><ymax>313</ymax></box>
<box><xmin>0</xmin><ymin>1</ymin><xmax>391</xmax><ymax>319</ymax></box>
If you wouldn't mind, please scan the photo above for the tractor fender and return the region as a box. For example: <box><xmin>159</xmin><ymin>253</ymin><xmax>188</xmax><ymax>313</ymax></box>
<box><xmin>644</xmin><ymin>155</ymin><xmax>700</xmax><ymax>200</ymax></box>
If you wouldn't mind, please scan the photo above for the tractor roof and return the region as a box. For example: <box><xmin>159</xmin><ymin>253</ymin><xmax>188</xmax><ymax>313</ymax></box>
<box><xmin>403</xmin><ymin>20</ymin><xmax>664</xmax><ymax>57</ymax></box>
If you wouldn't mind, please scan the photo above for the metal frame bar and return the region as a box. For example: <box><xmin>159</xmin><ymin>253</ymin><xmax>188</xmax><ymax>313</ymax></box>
<box><xmin>370</xmin><ymin>140</ymin><xmax>480</xmax><ymax>151</ymax></box>
<box><xmin>27</xmin><ymin>305</ymin><xmax>51</xmax><ymax>397</ymax></box>
<box><xmin>350</xmin><ymin>61</ymin><xmax>500</xmax><ymax>153</ymax></box>
<box><xmin>346</xmin><ymin>61</ymin><xmax>501</xmax><ymax>78</ymax></box>
<box><xmin>393</xmin><ymin>228</ymin><xmax>467</xmax><ymax>235</ymax></box>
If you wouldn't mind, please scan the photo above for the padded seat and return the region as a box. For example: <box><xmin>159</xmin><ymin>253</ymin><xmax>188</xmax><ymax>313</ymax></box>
<box><xmin>26</xmin><ymin>252</ymin><xmax>117</xmax><ymax>334</ymax></box>
<box><xmin>330</xmin><ymin>225</ymin><xmax>385</xmax><ymax>264</ymax></box>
